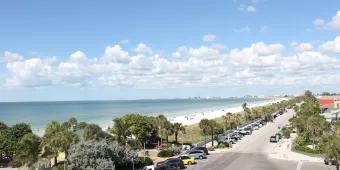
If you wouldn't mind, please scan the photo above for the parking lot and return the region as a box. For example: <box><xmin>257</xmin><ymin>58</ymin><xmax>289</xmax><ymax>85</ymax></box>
<box><xmin>184</xmin><ymin>109</ymin><xmax>336</xmax><ymax>170</ymax></box>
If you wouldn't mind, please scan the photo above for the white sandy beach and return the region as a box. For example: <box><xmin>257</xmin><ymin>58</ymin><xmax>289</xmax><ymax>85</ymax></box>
<box><xmin>169</xmin><ymin>97</ymin><xmax>288</xmax><ymax>126</ymax></box>
<box><xmin>33</xmin><ymin>98</ymin><xmax>287</xmax><ymax>136</ymax></box>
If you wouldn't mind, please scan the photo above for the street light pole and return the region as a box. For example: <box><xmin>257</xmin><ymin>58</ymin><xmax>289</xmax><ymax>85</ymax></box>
<box><xmin>181</xmin><ymin>133</ymin><xmax>184</xmax><ymax>148</ymax></box>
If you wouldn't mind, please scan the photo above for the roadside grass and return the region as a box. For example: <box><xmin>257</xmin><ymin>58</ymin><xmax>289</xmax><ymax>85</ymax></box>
<box><xmin>167</xmin><ymin>110</ymin><xmax>250</xmax><ymax>144</ymax></box>
<box><xmin>167</xmin><ymin>99</ymin><xmax>297</xmax><ymax>144</ymax></box>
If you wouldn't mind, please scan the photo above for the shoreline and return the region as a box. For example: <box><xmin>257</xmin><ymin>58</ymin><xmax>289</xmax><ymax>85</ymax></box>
<box><xmin>97</xmin><ymin>97</ymin><xmax>288</xmax><ymax>131</ymax></box>
<box><xmin>33</xmin><ymin>97</ymin><xmax>287</xmax><ymax>136</ymax></box>
<box><xmin>168</xmin><ymin>97</ymin><xmax>288</xmax><ymax>126</ymax></box>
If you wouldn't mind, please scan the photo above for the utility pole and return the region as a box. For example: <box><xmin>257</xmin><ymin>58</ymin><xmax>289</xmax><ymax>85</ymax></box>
<box><xmin>181</xmin><ymin>132</ymin><xmax>184</xmax><ymax>149</ymax></box>
<box><xmin>144</xmin><ymin>141</ymin><xmax>146</xmax><ymax>161</ymax></box>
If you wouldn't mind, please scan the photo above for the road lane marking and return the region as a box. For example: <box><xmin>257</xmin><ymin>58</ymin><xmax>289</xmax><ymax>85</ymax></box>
<box><xmin>296</xmin><ymin>161</ymin><xmax>303</xmax><ymax>170</ymax></box>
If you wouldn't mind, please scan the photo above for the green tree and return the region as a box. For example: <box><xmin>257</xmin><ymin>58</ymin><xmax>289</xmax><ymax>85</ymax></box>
<box><xmin>120</xmin><ymin>114</ymin><xmax>158</xmax><ymax>148</ymax></box>
<box><xmin>306</xmin><ymin>116</ymin><xmax>326</xmax><ymax>147</ymax></box>
<box><xmin>222</xmin><ymin>112</ymin><xmax>233</xmax><ymax>131</ymax></box>
<box><xmin>83</xmin><ymin>124</ymin><xmax>108</xmax><ymax>141</ymax></box>
<box><xmin>0</xmin><ymin>123</ymin><xmax>32</xmax><ymax>161</ymax></box>
<box><xmin>156</xmin><ymin>115</ymin><xmax>169</xmax><ymax>146</ymax></box>
<box><xmin>199</xmin><ymin>119</ymin><xmax>219</xmax><ymax>147</ymax></box>
<box><xmin>67</xmin><ymin>140</ymin><xmax>136</xmax><ymax>170</ymax></box>
<box><xmin>242</xmin><ymin>102</ymin><xmax>251</xmax><ymax>121</ymax></box>
<box><xmin>293</xmin><ymin>105</ymin><xmax>299</xmax><ymax>113</ymax></box>
<box><xmin>42</xmin><ymin>121</ymin><xmax>78</xmax><ymax>166</ymax></box>
<box><xmin>298</xmin><ymin>90</ymin><xmax>321</xmax><ymax>116</ymax></box>
<box><xmin>319</xmin><ymin>133</ymin><xmax>340</xmax><ymax>170</ymax></box>
<box><xmin>10</xmin><ymin>123</ymin><xmax>32</xmax><ymax>144</ymax></box>
<box><xmin>14</xmin><ymin>133</ymin><xmax>41</xmax><ymax>167</ymax></box>
<box><xmin>173</xmin><ymin>123</ymin><xmax>185</xmax><ymax>143</ymax></box>
<box><xmin>112</xmin><ymin>118</ymin><xmax>131</xmax><ymax>146</ymax></box>
<box><xmin>0</xmin><ymin>124</ymin><xmax>15</xmax><ymax>162</ymax></box>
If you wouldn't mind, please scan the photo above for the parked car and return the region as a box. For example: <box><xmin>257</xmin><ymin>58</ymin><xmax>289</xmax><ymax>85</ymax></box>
<box><xmin>160</xmin><ymin>158</ymin><xmax>185</xmax><ymax>169</ymax></box>
<box><xmin>251</xmin><ymin>124</ymin><xmax>260</xmax><ymax>130</ymax></box>
<box><xmin>157</xmin><ymin>158</ymin><xmax>186</xmax><ymax>169</ymax></box>
<box><xmin>142</xmin><ymin>165</ymin><xmax>155</xmax><ymax>170</ymax></box>
<box><xmin>275</xmin><ymin>132</ymin><xmax>282</xmax><ymax>140</ymax></box>
<box><xmin>239</xmin><ymin>127</ymin><xmax>252</xmax><ymax>135</ymax></box>
<box><xmin>231</xmin><ymin>132</ymin><xmax>242</xmax><ymax>140</ymax></box>
<box><xmin>182</xmin><ymin>150</ymin><xmax>207</xmax><ymax>159</ymax></box>
<box><xmin>155</xmin><ymin>164</ymin><xmax>179</xmax><ymax>170</ymax></box>
<box><xmin>179</xmin><ymin>155</ymin><xmax>195</xmax><ymax>165</ymax></box>
<box><xmin>269</xmin><ymin>135</ymin><xmax>278</xmax><ymax>143</ymax></box>
<box><xmin>324</xmin><ymin>158</ymin><xmax>340</xmax><ymax>165</ymax></box>
<box><xmin>259</xmin><ymin>120</ymin><xmax>267</xmax><ymax>126</ymax></box>
<box><xmin>192</xmin><ymin>146</ymin><xmax>208</xmax><ymax>155</ymax></box>
<box><xmin>224</xmin><ymin>135</ymin><xmax>237</xmax><ymax>144</ymax></box>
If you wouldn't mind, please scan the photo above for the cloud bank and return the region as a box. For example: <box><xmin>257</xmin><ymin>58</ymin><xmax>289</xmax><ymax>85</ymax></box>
<box><xmin>1</xmin><ymin>36</ymin><xmax>340</xmax><ymax>88</ymax></box>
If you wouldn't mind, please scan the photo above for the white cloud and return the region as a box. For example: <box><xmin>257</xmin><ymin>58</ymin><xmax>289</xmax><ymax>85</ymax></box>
<box><xmin>210</xmin><ymin>43</ymin><xmax>227</xmax><ymax>50</ymax></box>
<box><xmin>313</xmin><ymin>18</ymin><xmax>325</xmax><ymax>27</ymax></box>
<box><xmin>188</xmin><ymin>46</ymin><xmax>220</xmax><ymax>60</ymax></box>
<box><xmin>291</xmin><ymin>42</ymin><xmax>314</xmax><ymax>52</ymax></box>
<box><xmin>329</xmin><ymin>11</ymin><xmax>340</xmax><ymax>30</ymax></box>
<box><xmin>260</xmin><ymin>25</ymin><xmax>268</xmax><ymax>33</ymax></box>
<box><xmin>202</xmin><ymin>34</ymin><xmax>216</xmax><ymax>42</ymax></box>
<box><xmin>319</xmin><ymin>36</ymin><xmax>340</xmax><ymax>53</ymax></box>
<box><xmin>2</xmin><ymin>36</ymin><xmax>340</xmax><ymax>88</ymax></box>
<box><xmin>6</xmin><ymin>58</ymin><xmax>56</xmax><ymax>87</ymax></box>
<box><xmin>134</xmin><ymin>43</ymin><xmax>153</xmax><ymax>54</ymax></box>
<box><xmin>234</xmin><ymin>26</ymin><xmax>250</xmax><ymax>33</ymax></box>
<box><xmin>313</xmin><ymin>11</ymin><xmax>340</xmax><ymax>30</ymax></box>
<box><xmin>247</xmin><ymin>5</ymin><xmax>256</xmax><ymax>12</ymax></box>
<box><xmin>119</xmin><ymin>40</ymin><xmax>129</xmax><ymax>44</ymax></box>
<box><xmin>101</xmin><ymin>45</ymin><xmax>130</xmax><ymax>63</ymax></box>
<box><xmin>1</xmin><ymin>51</ymin><xmax>23</xmax><ymax>63</ymax></box>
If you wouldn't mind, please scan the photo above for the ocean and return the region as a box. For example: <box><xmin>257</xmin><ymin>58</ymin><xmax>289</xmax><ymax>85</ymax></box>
<box><xmin>0</xmin><ymin>98</ymin><xmax>271</xmax><ymax>133</ymax></box>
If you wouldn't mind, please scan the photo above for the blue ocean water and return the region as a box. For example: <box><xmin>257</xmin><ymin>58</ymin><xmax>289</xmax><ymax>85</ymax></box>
<box><xmin>0</xmin><ymin>98</ymin><xmax>270</xmax><ymax>132</ymax></box>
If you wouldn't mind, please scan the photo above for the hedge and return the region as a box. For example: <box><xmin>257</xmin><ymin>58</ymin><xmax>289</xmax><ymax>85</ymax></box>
<box><xmin>294</xmin><ymin>145</ymin><xmax>319</xmax><ymax>154</ymax></box>
<box><xmin>217</xmin><ymin>141</ymin><xmax>231</xmax><ymax>148</ymax></box>
<box><xmin>157</xmin><ymin>150</ymin><xmax>174</xmax><ymax>157</ymax></box>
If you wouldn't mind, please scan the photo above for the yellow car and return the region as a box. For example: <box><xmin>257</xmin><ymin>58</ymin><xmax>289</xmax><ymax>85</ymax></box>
<box><xmin>179</xmin><ymin>155</ymin><xmax>196</xmax><ymax>165</ymax></box>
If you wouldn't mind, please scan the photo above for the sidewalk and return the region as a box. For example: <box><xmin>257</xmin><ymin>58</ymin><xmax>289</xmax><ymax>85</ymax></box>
<box><xmin>269</xmin><ymin>134</ymin><xmax>323</xmax><ymax>162</ymax></box>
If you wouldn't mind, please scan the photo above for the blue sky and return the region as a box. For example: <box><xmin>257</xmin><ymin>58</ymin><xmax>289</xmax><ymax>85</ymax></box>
<box><xmin>0</xmin><ymin>0</ymin><xmax>339</xmax><ymax>101</ymax></box>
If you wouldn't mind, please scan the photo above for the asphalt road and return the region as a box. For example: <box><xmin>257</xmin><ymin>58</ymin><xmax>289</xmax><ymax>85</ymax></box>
<box><xmin>186</xmin><ymin>110</ymin><xmax>336</xmax><ymax>170</ymax></box>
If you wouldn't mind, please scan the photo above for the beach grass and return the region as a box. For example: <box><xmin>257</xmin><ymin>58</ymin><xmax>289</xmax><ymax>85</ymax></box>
<box><xmin>168</xmin><ymin>111</ymin><xmax>247</xmax><ymax>144</ymax></box>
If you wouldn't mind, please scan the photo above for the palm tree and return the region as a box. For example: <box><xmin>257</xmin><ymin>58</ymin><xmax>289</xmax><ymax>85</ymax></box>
<box><xmin>199</xmin><ymin>119</ymin><xmax>218</xmax><ymax>147</ymax></box>
<box><xmin>319</xmin><ymin>133</ymin><xmax>340</xmax><ymax>170</ymax></box>
<box><xmin>291</xmin><ymin>116</ymin><xmax>307</xmax><ymax>133</ymax></box>
<box><xmin>41</xmin><ymin>121</ymin><xmax>78</xmax><ymax>166</ymax></box>
<box><xmin>156</xmin><ymin>115</ymin><xmax>169</xmax><ymax>146</ymax></box>
<box><xmin>15</xmin><ymin>133</ymin><xmax>41</xmax><ymax>167</ymax></box>
<box><xmin>112</xmin><ymin>118</ymin><xmax>130</xmax><ymax>146</ymax></box>
<box><xmin>233</xmin><ymin>114</ymin><xmax>243</xmax><ymax>127</ymax></box>
<box><xmin>222</xmin><ymin>112</ymin><xmax>233</xmax><ymax>131</ymax></box>
<box><xmin>242</xmin><ymin>102</ymin><xmax>251</xmax><ymax>121</ymax></box>
<box><xmin>173</xmin><ymin>123</ymin><xmax>185</xmax><ymax>143</ymax></box>
<box><xmin>306</xmin><ymin>116</ymin><xmax>326</xmax><ymax>147</ymax></box>
<box><xmin>165</xmin><ymin>122</ymin><xmax>174</xmax><ymax>143</ymax></box>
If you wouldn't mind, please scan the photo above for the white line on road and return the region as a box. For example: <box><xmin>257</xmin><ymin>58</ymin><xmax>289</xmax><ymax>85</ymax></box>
<box><xmin>296</xmin><ymin>161</ymin><xmax>303</xmax><ymax>170</ymax></box>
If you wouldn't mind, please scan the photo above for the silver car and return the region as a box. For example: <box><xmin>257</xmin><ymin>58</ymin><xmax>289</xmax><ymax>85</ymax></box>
<box><xmin>182</xmin><ymin>150</ymin><xmax>206</xmax><ymax>159</ymax></box>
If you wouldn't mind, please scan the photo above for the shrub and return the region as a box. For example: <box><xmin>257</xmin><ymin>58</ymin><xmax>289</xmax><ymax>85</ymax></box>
<box><xmin>294</xmin><ymin>145</ymin><xmax>319</xmax><ymax>154</ymax></box>
<box><xmin>135</xmin><ymin>157</ymin><xmax>153</xmax><ymax>167</ymax></box>
<box><xmin>52</xmin><ymin>163</ymin><xmax>64</xmax><ymax>170</ymax></box>
<box><xmin>295</xmin><ymin>132</ymin><xmax>310</xmax><ymax>146</ymax></box>
<box><xmin>217</xmin><ymin>141</ymin><xmax>231</xmax><ymax>148</ymax></box>
<box><xmin>157</xmin><ymin>150</ymin><xmax>173</xmax><ymax>157</ymax></box>
<box><xmin>67</xmin><ymin>140</ymin><xmax>135</xmax><ymax>169</ymax></box>
<box><xmin>282</xmin><ymin>128</ymin><xmax>291</xmax><ymax>139</ymax></box>
<box><xmin>207</xmin><ymin>146</ymin><xmax>215</xmax><ymax>151</ymax></box>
